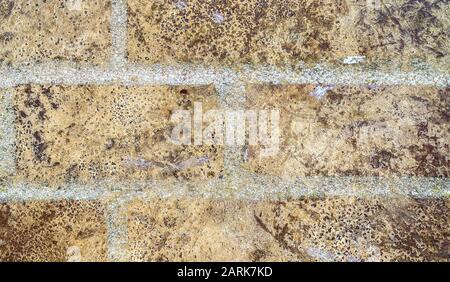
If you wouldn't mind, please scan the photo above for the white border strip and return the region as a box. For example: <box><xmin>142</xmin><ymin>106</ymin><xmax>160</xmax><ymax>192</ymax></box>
<box><xmin>106</xmin><ymin>196</ymin><xmax>131</xmax><ymax>262</ymax></box>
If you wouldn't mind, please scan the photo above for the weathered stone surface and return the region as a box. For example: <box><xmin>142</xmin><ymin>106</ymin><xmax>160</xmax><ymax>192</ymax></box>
<box><xmin>127</xmin><ymin>0</ymin><xmax>449</xmax><ymax>69</ymax></box>
<box><xmin>126</xmin><ymin>198</ymin><xmax>300</xmax><ymax>262</ymax></box>
<box><xmin>13</xmin><ymin>85</ymin><xmax>223</xmax><ymax>186</ymax></box>
<box><xmin>0</xmin><ymin>200</ymin><xmax>107</xmax><ymax>262</ymax></box>
<box><xmin>126</xmin><ymin>198</ymin><xmax>449</xmax><ymax>262</ymax></box>
<box><xmin>244</xmin><ymin>85</ymin><xmax>450</xmax><ymax>177</ymax></box>
<box><xmin>0</xmin><ymin>0</ymin><xmax>111</xmax><ymax>66</ymax></box>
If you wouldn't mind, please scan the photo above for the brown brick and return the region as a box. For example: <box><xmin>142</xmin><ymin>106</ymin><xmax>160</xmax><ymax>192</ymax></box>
<box><xmin>127</xmin><ymin>0</ymin><xmax>449</xmax><ymax>70</ymax></box>
<box><xmin>0</xmin><ymin>0</ymin><xmax>111</xmax><ymax>66</ymax></box>
<box><xmin>243</xmin><ymin>85</ymin><xmax>450</xmax><ymax>177</ymax></box>
<box><xmin>126</xmin><ymin>197</ymin><xmax>449</xmax><ymax>262</ymax></box>
<box><xmin>126</xmin><ymin>198</ymin><xmax>300</xmax><ymax>262</ymax></box>
<box><xmin>13</xmin><ymin>85</ymin><xmax>224</xmax><ymax>186</ymax></box>
<box><xmin>0</xmin><ymin>200</ymin><xmax>107</xmax><ymax>262</ymax></box>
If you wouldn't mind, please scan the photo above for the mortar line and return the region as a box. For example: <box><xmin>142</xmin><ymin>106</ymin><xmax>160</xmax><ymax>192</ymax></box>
<box><xmin>214</xmin><ymin>79</ymin><xmax>248</xmax><ymax>188</ymax></box>
<box><xmin>1</xmin><ymin>177</ymin><xmax>448</xmax><ymax>203</ymax></box>
<box><xmin>110</xmin><ymin>0</ymin><xmax>128</xmax><ymax>68</ymax></box>
<box><xmin>0</xmin><ymin>64</ymin><xmax>448</xmax><ymax>89</ymax></box>
<box><xmin>0</xmin><ymin>186</ymin><xmax>110</xmax><ymax>202</ymax></box>
<box><xmin>0</xmin><ymin>89</ymin><xmax>16</xmax><ymax>178</ymax></box>
<box><xmin>106</xmin><ymin>194</ymin><xmax>134</xmax><ymax>262</ymax></box>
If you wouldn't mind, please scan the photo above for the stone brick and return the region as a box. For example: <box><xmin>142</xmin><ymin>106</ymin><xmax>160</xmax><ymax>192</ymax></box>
<box><xmin>127</xmin><ymin>0</ymin><xmax>449</xmax><ymax>70</ymax></box>
<box><xmin>13</xmin><ymin>85</ymin><xmax>224</xmax><ymax>186</ymax></box>
<box><xmin>0</xmin><ymin>0</ymin><xmax>111</xmax><ymax>66</ymax></box>
<box><xmin>243</xmin><ymin>85</ymin><xmax>450</xmax><ymax>177</ymax></box>
<box><xmin>125</xmin><ymin>197</ymin><xmax>449</xmax><ymax>262</ymax></box>
<box><xmin>125</xmin><ymin>198</ymin><xmax>300</xmax><ymax>262</ymax></box>
<box><xmin>0</xmin><ymin>200</ymin><xmax>106</xmax><ymax>262</ymax></box>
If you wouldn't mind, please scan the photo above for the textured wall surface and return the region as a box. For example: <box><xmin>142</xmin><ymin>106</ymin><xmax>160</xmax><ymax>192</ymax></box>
<box><xmin>0</xmin><ymin>0</ymin><xmax>449</xmax><ymax>262</ymax></box>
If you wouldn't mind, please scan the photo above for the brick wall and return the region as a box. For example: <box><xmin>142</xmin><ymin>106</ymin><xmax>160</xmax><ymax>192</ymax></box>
<box><xmin>0</xmin><ymin>0</ymin><xmax>448</xmax><ymax>261</ymax></box>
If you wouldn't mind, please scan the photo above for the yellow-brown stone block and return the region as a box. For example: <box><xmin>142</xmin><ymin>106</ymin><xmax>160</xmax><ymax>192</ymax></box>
<box><xmin>126</xmin><ymin>198</ymin><xmax>449</xmax><ymax>262</ymax></box>
<box><xmin>13</xmin><ymin>85</ymin><xmax>223</xmax><ymax>185</ymax></box>
<box><xmin>0</xmin><ymin>200</ymin><xmax>107</xmax><ymax>262</ymax></box>
<box><xmin>126</xmin><ymin>199</ymin><xmax>300</xmax><ymax>262</ymax></box>
<box><xmin>127</xmin><ymin>0</ymin><xmax>449</xmax><ymax>69</ymax></box>
<box><xmin>244</xmin><ymin>85</ymin><xmax>450</xmax><ymax>177</ymax></box>
<box><xmin>0</xmin><ymin>0</ymin><xmax>111</xmax><ymax>66</ymax></box>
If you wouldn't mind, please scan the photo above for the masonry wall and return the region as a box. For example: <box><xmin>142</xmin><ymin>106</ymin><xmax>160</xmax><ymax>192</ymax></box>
<box><xmin>0</xmin><ymin>0</ymin><xmax>449</xmax><ymax>262</ymax></box>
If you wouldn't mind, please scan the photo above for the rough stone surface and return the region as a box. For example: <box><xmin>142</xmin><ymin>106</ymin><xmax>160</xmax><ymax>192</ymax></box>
<box><xmin>244</xmin><ymin>85</ymin><xmax>450</xmax><ymax>177</ymax></box>
<box><xmin>13</xmin><ymin>85</ymin><xmax>223</xmax><ymax>186</ymax></box>
<box><xmin>126</xmin><ymin>197</ymin><xmax>449</xmax><ymax>262</ymax></box>
<box><xmin>0</xmin><ymin>200</ymin><xmax>107</xmax><ymax>262</ymax></box>
<box><xmin>0</xmin><ymin>0</ymin><xmax>448</xmax><ymax>263</ymax></box>
<box><xmin>126</xmin><ymin>199</ymin><xmax>298</xmax><ymax>261</ymax></box>
<box><xmin>0</xmin><ymin>0</ymin><xmax>111</xmax><ymax>66</ymax></box>
<box><xmin>128</xmin><ymin>0</ymin><xmax>449</xmax><ymax>70</ymax></box>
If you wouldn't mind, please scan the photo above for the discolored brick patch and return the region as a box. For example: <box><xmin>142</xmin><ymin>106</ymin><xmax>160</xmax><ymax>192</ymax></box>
<box><xmin>0</xmin><ymin>0</ymin><xmax>111</xmax><ymax>66</ymax></box>
<box><xmin>127</xmin><ymin>0</ymin><xmax>449</xmax><ymax>69</ymax></box>
<box><xmin>244</xmin><ymin>85</ymin><xmax>450</xmax><ymax>177</ymax></box>
<box><xmin>13</xmin><ymin>85</ymin><xmax>224</xmax><ymax>186</ymax></box>
<box><xmin>0</xmin><ymin>200</ymin><xmax>107</xmax><ymax>262</ymax></box>
<box><xmin>126</xmin><ymin>197</ymin><xmax>449</xmax><ymax>262</ymax></box>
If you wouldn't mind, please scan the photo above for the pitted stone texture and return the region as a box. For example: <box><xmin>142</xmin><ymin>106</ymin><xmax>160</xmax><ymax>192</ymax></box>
<box><xmin>0</xmin><ymin>200</ymin><xmax>107</xmax><ymax>262</ymax></box>
<box><xmin>244</xmin><ymin>85</ymin><xmax>450</xmax><ymax>177</ymax></box>
<box><xmin>127</xmin><ymin>0</ymin><xmax>449</xmax><ymax>70</ymax></box>
<box><xmin>13</xmin><ymin>85</ymin><xmax>223</xmax><ymax>186</ymax></box>
<box><xmin>0</xmin><ymin>0</ymin><xmax>111</xmax><ymax>66</ymax></box>
<box><xmin>126</xmin><ymin>198</ymin><xmax>449</xmax><ymax>262</ymax></box>
<box><xmin>126</xmin><ymin>199</ymin><xmax>300</xmax><ymax>262</ymax></box>
<box><xmin>256</xmin><ymin>198</ymin><xmax>449</xmax><ymax>262</ymax></box>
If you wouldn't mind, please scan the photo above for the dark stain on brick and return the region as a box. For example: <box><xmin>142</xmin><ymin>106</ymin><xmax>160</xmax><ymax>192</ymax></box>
<box><xmin>0</xmin><ymin>31</ymin><xmax>14</xmax><ymax>42</ymax></box>
<box><xmin>410</xmin><ymin>143</ymin><xmax>450</xmax><ymax>177</ymax></box>
<box><xmin>358</xmin><ymin>0</ymin><xmax>449</xmax><ymax>59</ymax></box>
<box><xmin>0</xmin><ymin>205</ymin><xmax>11</xmax><ymax>226</ymax></box>
<box><xmin>0</xmin><ymin>0</ymin><xmax>14</xmax><ymax>18</ymax></box>
<box><xmin>417</xmin><ymin>122</ymin><xmax>429</xmax><ymax>138</ymax></box>
<box><xmin>0</xmin><ymin>201</ymin><xmax>106</xmax><ymax>262</ymax></box>
<box><xmin>32</xmin><ymin>131</ymin><xmax>47</xmax><ymax>162</ymax></box>
<box><xmin>254</xmin><ymin>211</ymin><xmax>310</xmax><ymax>260</ymax></box>
<box><xmin>370</xmin><ymin>149</ymin><xmax>396</xmax><ymax>170</ymax></box>
<box><xmin>250</xmin><ymin>249</ymin><xmax>267</xmax><ymax>262</ymax></box>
